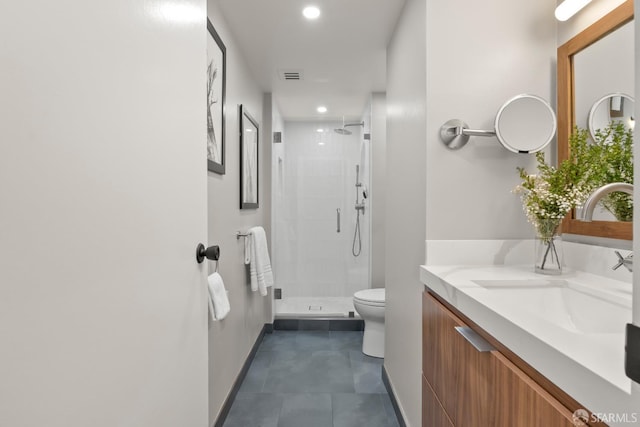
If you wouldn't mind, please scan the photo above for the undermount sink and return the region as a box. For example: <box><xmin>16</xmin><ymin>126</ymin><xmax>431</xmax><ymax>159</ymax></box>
<box><xmin>472</xmin><ymin>279</ymin><xmax>631</xmax><ymax>335</ymax></box>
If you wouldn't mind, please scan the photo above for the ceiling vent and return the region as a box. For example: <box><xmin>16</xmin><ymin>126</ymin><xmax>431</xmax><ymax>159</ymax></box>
<box><xmin>278</xmin><ymin>69</ymin><xmax>303</xmax><ymax>81</ymax></box>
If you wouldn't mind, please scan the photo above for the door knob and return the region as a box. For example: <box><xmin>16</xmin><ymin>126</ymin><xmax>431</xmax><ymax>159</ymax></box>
<box><xmin>196</xmin><ymin>243</ymin><xmax>220</xmax><ymax>264</ymax></box>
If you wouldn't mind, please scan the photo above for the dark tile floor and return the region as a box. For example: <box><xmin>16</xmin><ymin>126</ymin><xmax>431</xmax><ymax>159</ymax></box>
<box><xmin>223</xmin><ymin>330</ymin><xmax>400</xmax><ymax>427</ymax></box>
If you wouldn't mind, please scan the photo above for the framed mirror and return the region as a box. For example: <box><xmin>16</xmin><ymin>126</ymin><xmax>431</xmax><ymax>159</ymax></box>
<box><xmin>557</xmin><ymin>0</ymin><xmax>633</xmax><ymax>240</ymax></box>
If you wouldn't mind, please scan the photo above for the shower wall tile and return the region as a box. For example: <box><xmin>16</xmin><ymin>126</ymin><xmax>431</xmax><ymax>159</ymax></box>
<box><xmin>304</xmin><ymin>177</ymin><xmax>341</xmax><ymax>195</ymax></box>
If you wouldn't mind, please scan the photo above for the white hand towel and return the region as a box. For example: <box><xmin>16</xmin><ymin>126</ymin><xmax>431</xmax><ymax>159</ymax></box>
<box><xmin>208</xmin><ymin>289</ymin><xmax>215</xmax><ymax>322</ymax></box>
<box><xmin>244</xmin><ymin>236</ymin><xmax>251</xmax><ymax>265</ymax></box>
<box><xmin>208</xmin><ymin>272</ymin><xmax>230</xmax><ymax>321</ymax></box>
<box><xmin>248</xmin><ymin>226</ymin><xmax>274</xmax><ymax>296</ymax></box>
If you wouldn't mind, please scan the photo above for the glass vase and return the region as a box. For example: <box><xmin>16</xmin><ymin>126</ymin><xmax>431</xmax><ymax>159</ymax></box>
<box><xmin>534</xmin><ymin>219</ymin><xmax>563</xmax><ymax>275</ymax></box>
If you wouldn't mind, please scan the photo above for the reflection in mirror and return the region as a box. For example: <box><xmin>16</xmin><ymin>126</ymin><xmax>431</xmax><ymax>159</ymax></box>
<box><xmin>494</xmin><ymin>94</ymin><xmax>556</xmax><ymax>153</ymax></box>
<box><xmin>557</xmin><ymin>0</ymin><xmax>634</xmax><ymax>239</ymax></box>
<box><xmin>574</xmin><ymin>20</ymin><xmax>634</xmax><ymax>133</ymax></box>
<box><xmin>588</xmin><ymin>93</ymin><xmax>635</xmax><ymax>140</ymax></box>
<box><xmin>574</xmin><ymin>19</ymin><xmax>634</xmax><ymax>222</ymax></box>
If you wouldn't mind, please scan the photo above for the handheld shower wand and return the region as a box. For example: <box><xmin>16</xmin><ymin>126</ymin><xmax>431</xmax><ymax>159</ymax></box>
<box><xmin>353</xmin><ymin>165</ymin><xmax>365</xmax><ymax>257</ymax></box>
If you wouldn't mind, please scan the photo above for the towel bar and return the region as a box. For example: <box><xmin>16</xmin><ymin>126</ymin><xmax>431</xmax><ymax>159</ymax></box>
<box><xmin>236</xmin><ymin>231</ymin><xmax>250</xmax><ymax>239</ymax></box>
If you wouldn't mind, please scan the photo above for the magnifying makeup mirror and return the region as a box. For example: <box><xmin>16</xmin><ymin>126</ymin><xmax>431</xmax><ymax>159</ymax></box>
<box><xmin>588</xmin><ymin>93</ymin><xmax>635</xmax><ymax>140</ymax></box>
<box><xmin>440</xmin><ymin>94</ymin><xmax>557</xmax><ymax>153</ymax></box>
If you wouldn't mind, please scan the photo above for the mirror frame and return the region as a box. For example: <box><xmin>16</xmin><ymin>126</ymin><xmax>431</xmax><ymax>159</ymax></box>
<box><xmin>557</xmin><ymin>0</ymin><xmax>634</xmax><ymax>240</ymax></box>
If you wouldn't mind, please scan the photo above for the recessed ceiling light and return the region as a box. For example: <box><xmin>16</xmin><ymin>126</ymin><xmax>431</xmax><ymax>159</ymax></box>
<box><xmin>317</xmin><ymin>106</ymin><xmax>327</xmax><ymax>113</ymax></box>
<box><xmin>317</xmin><ymin>129</ymin><xmax>324</xmax><ymax>133</ymax></box>
<box><xmin>318</xmin><ymin>142</ymin><xmax>325</xmax><ymax>146</ymax></box>
<box><xmin>303</xmin><ymin>6</ymin><xmax>321</xmax><ymax>20</ymax></box>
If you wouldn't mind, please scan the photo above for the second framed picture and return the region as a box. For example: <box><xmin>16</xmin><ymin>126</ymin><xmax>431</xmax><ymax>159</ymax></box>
<box><xmin>239</xmin><ymin>105</ymin><xmax>259</xmax><ymax>209</ymax></box>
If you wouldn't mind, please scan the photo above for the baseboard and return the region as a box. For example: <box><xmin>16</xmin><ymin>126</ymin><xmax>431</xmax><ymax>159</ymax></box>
<box><xmin>273</xmin><ymin>318</ymin><xmax>364</xmax><ymax>331</ymax></box>
<box><xmin>213</xmin><ymin>323</ymin><xmax>273</xmax><ymax>427</ymax></box>
<box><xmin>382</xmin><ymin>365</ymin><xmax>408</xmax><ymax>427</ymax></box>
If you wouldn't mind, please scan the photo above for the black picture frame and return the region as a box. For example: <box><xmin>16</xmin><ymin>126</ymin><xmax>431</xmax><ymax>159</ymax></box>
<box><xmin>207</xmin><ymin>19</ymin><xmax>226</xmax><ymax>174</ymax></box>
<box><xmin>239</xmin><ymin>105</ymin><xmax>259</xmax><ymax>209</ymax></box>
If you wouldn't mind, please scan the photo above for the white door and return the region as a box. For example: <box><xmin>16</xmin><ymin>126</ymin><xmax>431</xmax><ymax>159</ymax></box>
<box><xmin>0</xmin><ymin>1</ymin><xmax>208</xmax><ymax>426</ymax></box>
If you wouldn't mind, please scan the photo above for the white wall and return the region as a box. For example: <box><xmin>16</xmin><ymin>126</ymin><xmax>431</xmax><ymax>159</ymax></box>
<box><xmin>206</xmin><ymin>2</ymin><xmax>272</xmax><ymax>425</ymax></box>
<box><xmin>386</xmin><ymin>0</ymin><xmax>557</xmax><ymax>425</ymax></box>
<box><xmin>370</xmin><ymin>93</ymin><xmax>387</xmax><ymax>289</ymax></box>
<box><xmin>384</xmin><ymin>1</ymin><xmax>427</xmax><ymax>426</ymax></box>
<box><xmin>425</xmin><ymin>0</ymin><xmax>557</xmax><ymax>241</ymax></box>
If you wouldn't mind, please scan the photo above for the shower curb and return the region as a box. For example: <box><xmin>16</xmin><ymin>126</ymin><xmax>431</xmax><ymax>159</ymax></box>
<box><xmin>273</xmin><ymin>318</ymin><xmax>364</xmax><ymax>331</ymax></box>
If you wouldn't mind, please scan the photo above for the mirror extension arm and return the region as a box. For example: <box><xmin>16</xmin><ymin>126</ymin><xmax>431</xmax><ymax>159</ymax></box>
<box><xmin>440</xmin><ymin>119</ymin><xmax>496</xmax><ymax>150</ymax></box>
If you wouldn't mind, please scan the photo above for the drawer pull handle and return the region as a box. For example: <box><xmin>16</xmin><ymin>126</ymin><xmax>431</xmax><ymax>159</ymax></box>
<box><xmin>455</xmin><ymin>326</ymin><xmax>495</xmax><ymax>352</ymax></box>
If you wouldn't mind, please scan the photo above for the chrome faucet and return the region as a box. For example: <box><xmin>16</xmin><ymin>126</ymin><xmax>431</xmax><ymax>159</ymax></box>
<box><xmin>580</xmin><ymin>182</ymin><xmax>634</xmax><ymax>272</ymax></box>
<box><xmin>579</xmin><ymin>182</ymin><xmax>634</xmax><ymax>222</ymax></box>
<box><xmin>613</xmin><ymin>251</ymin><xmax>633</xmax><ymax>272</ymax></box>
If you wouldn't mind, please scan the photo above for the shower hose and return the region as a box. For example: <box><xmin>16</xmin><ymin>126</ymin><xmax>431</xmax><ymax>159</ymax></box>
<box><xmin>352</xmin><ymin>210</ymin><xmax>362</xmax><ymax>257</ymax></box>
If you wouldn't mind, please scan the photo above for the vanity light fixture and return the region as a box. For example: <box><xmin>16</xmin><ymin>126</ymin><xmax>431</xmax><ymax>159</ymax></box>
<box><xmin>303</xmin><ymin>6</ymin><xmax>321</xmax><ymax>20</ymax></box>
<box><xmin>316</xmin><ymin>106</ymin><xmax>327</xmax><ymax>113</ymax></box>
<box><xmin>555</xmin><ymin>0</ymin><xmax>593</xmax><ymax>21</ymax></box>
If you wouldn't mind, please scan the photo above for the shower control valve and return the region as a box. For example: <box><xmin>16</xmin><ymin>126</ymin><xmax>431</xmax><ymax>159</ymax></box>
<box><xmin>355</xmin><ymin>203</ymin><xmax>365</xmax><ymax>213</ymax></box>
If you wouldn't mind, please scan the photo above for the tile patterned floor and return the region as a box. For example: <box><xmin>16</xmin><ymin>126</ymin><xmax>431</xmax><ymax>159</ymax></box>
<box><xmin>223</xmin><ymin>330</ymin><xmax>400</xmax><ymax>427</ymax></box>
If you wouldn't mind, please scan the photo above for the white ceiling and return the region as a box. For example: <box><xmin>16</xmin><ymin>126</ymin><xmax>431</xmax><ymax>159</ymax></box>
<box><xmin>216</xmin><ymin>0</ymin><xmax>406</xmax><ymax>121</ymax></box>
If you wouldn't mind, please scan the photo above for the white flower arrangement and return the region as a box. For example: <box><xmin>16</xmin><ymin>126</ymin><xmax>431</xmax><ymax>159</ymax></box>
<box><xmin>514</xmin><ymin>151</ymin><xmax>592</xmax><ymax>239</ymax></box>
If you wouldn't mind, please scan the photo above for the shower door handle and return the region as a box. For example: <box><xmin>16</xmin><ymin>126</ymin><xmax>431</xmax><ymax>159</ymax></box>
<box><xmin>336</xmin><ymin>208</ymin><xmax>341</xmax><ymax>233</ymax></box>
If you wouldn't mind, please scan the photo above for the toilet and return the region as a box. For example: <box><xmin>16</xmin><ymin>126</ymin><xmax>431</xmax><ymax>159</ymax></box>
<box><xmin>353</xmin><ymin>288</ymin><xmax>385</xmax><ymax>358</ymax></box>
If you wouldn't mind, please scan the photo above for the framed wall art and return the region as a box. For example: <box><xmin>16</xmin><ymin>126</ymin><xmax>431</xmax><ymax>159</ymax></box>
<box><xmin>207</xmin><ymin>19</ymin><xmax>226</xmax><ymax>174</ymax></box>
<box><xmin>239</xmin><ymin>105</ymin><xmax>259</xmax><ymax>209</ymax></box>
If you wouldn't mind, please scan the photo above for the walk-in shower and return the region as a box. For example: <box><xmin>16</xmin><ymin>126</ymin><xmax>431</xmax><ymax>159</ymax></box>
<box><xmin>272</xmin><ymin>120</ymin><xmax>371</xmax><ymax>318</ymax></box>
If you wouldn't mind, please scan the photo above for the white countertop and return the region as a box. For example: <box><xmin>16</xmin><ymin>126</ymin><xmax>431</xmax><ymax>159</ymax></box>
<box><xmin>420</xmin><ymin>263</ymin><xmax>637</xmax><ymax>425</ymax></box>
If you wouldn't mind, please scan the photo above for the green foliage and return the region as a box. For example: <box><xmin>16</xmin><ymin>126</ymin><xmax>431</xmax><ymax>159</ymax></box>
<box><xmin>515</xmin><ymin>121</ymin><xmax>634</xmax><ymax>227</ymax></box>
<box><xmin>515</xmin><ymin>130</ymin><xmax>594</xmax><ymax>232</ymax></box>
<box><xmin>589</xmin><ymin>122</ymin><xmax>634</xmax><ymax>221</ymax></box>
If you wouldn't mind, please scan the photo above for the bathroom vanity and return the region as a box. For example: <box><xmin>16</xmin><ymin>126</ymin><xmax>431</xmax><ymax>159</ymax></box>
<box><xmin>420</xmin><ymin>240</ymin><xmax>635</xmax><ymax>427</ymax></box>
<box><xmin>422</xmin><ymin>291</ymin><xmax>575</xmax><ymax>426</ymax></box>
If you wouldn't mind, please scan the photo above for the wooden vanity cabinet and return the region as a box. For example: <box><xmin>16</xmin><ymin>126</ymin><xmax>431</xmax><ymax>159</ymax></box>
<box><xmin>422</xmin><ymin>291</ymin><xmax>576</xmax><ymax>427</ymax></box>
<box><xmin>422</xmin><ymin>374</ymin><xmax>453</xmax><ymax>427</ymax></box>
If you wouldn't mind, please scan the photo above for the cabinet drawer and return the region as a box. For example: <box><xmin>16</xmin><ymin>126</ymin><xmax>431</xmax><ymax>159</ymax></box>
<box><xmin>423</xmin><ymin>374</ymin><xmax>453</xmax><ymax>427</ymax></box>
<box><xmin>422</xmin><ymin>291</ymin><xmax>462</xmax><ymax>419</ymax></box>
<box><xmin>491</xmin><ymin>351</ymin><xmax>575</xmax><ymax>427</ymax></box>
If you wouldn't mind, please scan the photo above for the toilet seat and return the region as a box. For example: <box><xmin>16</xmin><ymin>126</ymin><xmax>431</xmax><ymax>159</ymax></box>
<box><xmin>353</xmin><ymin>288</ymin><xmax>385</xmax><ymax>307</ymax></box>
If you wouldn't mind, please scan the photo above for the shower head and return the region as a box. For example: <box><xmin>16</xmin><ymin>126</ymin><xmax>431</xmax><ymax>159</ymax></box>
<box><xmin>333</xmin><ymin>121</ymin><xmax>364</xmax><ymax>135</ymax></box>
